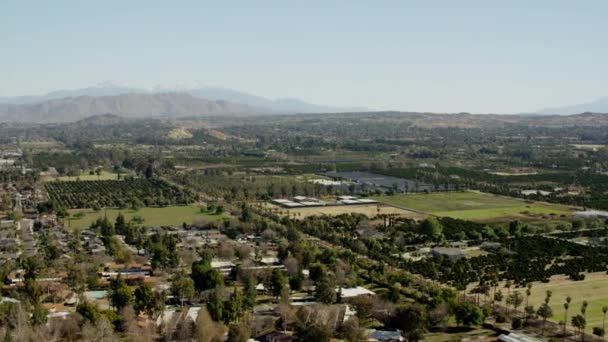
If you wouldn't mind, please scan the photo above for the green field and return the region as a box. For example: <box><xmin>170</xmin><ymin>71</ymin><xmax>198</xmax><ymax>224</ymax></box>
<box><xmin>510</xmin><ymin>273</ymin><xmax>608</xmax><ymax>334</ymax></box>
<box><xmin>44</xmin><ymin>170</ymin><xmax>128</xmax><ymax>182</ymax></box>
<box><xmin>372</xmin><ymin>191</ymin><xmax>574</xmax><ymax>223</ymax></box>
<box><xmin>67</xmin><ymin>205</ymin><xmax>225</xmax><ymax>229</ymax></box>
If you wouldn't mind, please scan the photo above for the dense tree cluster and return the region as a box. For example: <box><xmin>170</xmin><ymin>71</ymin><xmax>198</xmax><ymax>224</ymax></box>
<box><xmin>45</xmin><ymin>178</ymin><xmax>196</xmax><ymax>209</ymax></box>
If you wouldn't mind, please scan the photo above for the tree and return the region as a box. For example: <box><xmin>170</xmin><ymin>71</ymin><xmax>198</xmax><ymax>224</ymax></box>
<box><xmin>581</xmin><ymin>301</ymin><xmax>589</xmax><ymax>342</ymax></box>
<box><xmin>295</xmin><ymin>322</ymin><xmax>331</xmax><ymax>342</ymax></box>
<box><xmin>494</xmin><ymin>289</ymin><xmax>504</xmax><ymax>306</ymax></box>
<box><xmin>594</xmin><ymin>327</ymin><xmax>605</xmax><ymax>339</ymax></box>
<box><xmin>338</xmin><ymin>317</ymin><xmax>366</xmax><ymax>342</ymax></box>
<box><xmin>191</xmin><ymin>259</ymin><xmax>224</xmax><ymax>292</ymax></box>
<box><xmin>67</xmin><ymin>263</ymin><xmax>87</xmax><ymax>300</ymax></box>
<box><xmin>564</xmin><ymin>296</ymin><xmax>572</xmax><ymax>338</ymax></box>
<box><xmin>266</xmin><ymin>269</ymin><xmax>288</xmax><ymax>299</ymax></box>
<box><xmin>308</xmin><ymin>263</ymin><xmax>326</xmax><ymax>283</ymax></box>
<box><xmin>134</xmin><ymin>283</ymin><xmax>154</xmax><ymax>316</ymax></box>
<box><xmin>31</xmin><ymin>304</ymin><xmax>48</xmax><ymax>326</ymax></box>
<box><xmin>572</xmin><ymin>219</ymin><xmax>585</xmax><ymax>231</ymax></box>
<box><xmin>419</xmin><ymin>217</ymin><xmax>443</xmax><ymax>242</ymax></box>
<box><xmin>453</xmin><ymin>302</ymin><xmax>485</xmax><ymax>327</ymax></box>
<box><xmin>243</xmin><ymin>276</ymin><xmax>257</xmax><ymax>310</ymax></box>
<box><xmin>391</xmin><ymin>304</ymin><xmax>428</xmax><ymax>341</ymax></box>
<box><xmin>315</xmin><ymin>274</ymin><xmax>337</xmax><ymax>304</ymax></box>
<box><xmin>506</xmin><ymin>292</ymin><xmax>524</xmax><ymax>319</ymax></box>
<box><xmin>525</xmin><ymin>283</ymin><xmax>532</xmax><ymax>320</ymax></box>
<box><xmin>144</xmin><ymin>164</ymin><xmax>153</xmax><ymax>179</ymax></box>
<box><xmin>227</xmin><ymin>321</ymin><xmax>251</xmax><ymax>342</ymax></box>
<box><xmin>207</xmin><ymin>286</ymin><xmax>225</xmax><ymax>322</ymax></box>
<box><xmin>537</xmin><ymin>303</ymin><xmax>553</xmax><ymax>336</ymax></box>
<box><xmin>572</xmin><ymin>314</ymin><xmax>586</xmax><ymax>341</ymax></box>
<box><xmin>224</xmin><ymin>288</ymin><xmax>244</xmax><ymax>324</ymax></box>
<box><xmin>172</xmin><ymin>271</ymin><xmax>195</xmax><ymax>307</ymax></box>
<box><xmin>114</xmin><ymin>213</ymin><xmax>126</xmax><ymax>235</ymax></box>
<box><xmin>603</xmin><ymin>305</ymin><xmax>608</xmax><ymax>341</ymax></box>
<box><xmin>24</xmin><ymin>278</ymin><xmax>42</xmax><ymax>304</ymax></box>
<box><xmin>109</xmin><ymin>276</ymin><xmax>133</xmax><ymax>311</ymax></box>
<box><xmin>195</xmin><ymin>307</ymin><xmax>225</xmax><ymax>342</ymax></box>
<box><xmin>77</xmin><ymin>301</ymin><xmax>101</xmax><ymax>323</ymax></box>
<box><xmin>504</xmin><ymin>280</ymin><xmax>512</xmax><ymax>316</ymax></box>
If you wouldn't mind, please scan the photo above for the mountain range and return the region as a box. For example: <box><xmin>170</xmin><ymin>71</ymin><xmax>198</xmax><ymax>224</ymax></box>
<box><xmin>536</xmin><ymin>96</ymin><xmax>608</xmax><ymax>115</ymax></box>
<box><xmin>0</xmin><ymin>82</ymin><xmax>366</xmax><ymax>122</ymax></box>
<box><xmin>1</xmin><ymin>82</ymin><xmax>607</xmax><ymax>123</ymax></box>
<box><xmin>0</xmin><ymin>92</ymin><xmax>265</xmax><ymax>123</ymax></box>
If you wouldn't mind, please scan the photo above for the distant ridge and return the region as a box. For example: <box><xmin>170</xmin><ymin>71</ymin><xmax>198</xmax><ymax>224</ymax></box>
<box><xmin>0</xmin><ymin>82</ymin><xmax>366</xmax><ymax>115</ymax></box>
<box><xmin>0</xmin><ymin>92</ymin><xmax>258</xmax><ymax>123</ymax></box>
<box><xmin>536</xmin><ymin>96</ymin><xmax>608</xmax><ymax>115</ymax></box>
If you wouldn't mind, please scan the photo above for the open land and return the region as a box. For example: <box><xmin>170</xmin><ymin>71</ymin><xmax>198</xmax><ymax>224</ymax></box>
<box><xmin>372</xmin><ymin>191</ymin><xmax>575</xmax><ymax>223</ymax></box>
<box><xmin>510</xmin><ymin>272</ymin><xmax>608</xmax><ymax>334</ymax></box>
<box><xmin>67</xmin><ymin>205</ymin><xmax>225</xmax><ymax>230</ymax></box>
<box><xmin>266</xmin><ymin>202</ymin><xmax>424</xmax><ymax>219</ymax></box>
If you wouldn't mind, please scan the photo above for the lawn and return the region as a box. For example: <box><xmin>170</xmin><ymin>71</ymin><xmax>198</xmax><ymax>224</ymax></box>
<box><xmin>67</xmin><ymin>205</ymin><xmax>225</xmax><ymax>230</ymax></box>
<box><xmin>509</xmin><ymin>272</ymin><xmax>608</xmax><ymax>334</ymax></box>
<box><xmin>372</xmin><ymin>191</ymin><xmax>574</xmax><ymax>223</ymax></box>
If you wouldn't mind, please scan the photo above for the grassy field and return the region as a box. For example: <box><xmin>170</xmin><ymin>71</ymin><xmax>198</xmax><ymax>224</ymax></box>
<box><xmin>267</xmin><ymin>203</ymin><xmax>424</xmax><ymax>220</ymax></box>
<box><xmin>67</xmin><ymin>205</ymin><xmax>225</xmax><ymax>229</ymax></box>
<box><xmin>372</xmin><ymin>191</ymin><xmax>575</xmax><ymax>223</ymax></box>
<box><xmin>509</xmin><ymin>272</ymin><xmax>608</xmax><ymax>334</ymax></box>
<box><xmin>43</xmin><ymin>170</ymin><xmax>128</xmax><ymax>182</ymax></box>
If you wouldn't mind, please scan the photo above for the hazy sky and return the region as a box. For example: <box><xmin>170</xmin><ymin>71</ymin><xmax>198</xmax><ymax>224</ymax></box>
<box><xmin>2</xmin><ymin>1</ymin><xmax>607</xmax><ymax>113</ymax></box>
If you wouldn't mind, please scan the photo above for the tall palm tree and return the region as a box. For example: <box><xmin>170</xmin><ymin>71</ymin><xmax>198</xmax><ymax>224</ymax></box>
<box><xmin>581</xmin><ymin>301</ymin><xmax>588</xmax><ymax>342</ymax></box>
<box><xmin>505</xmin><ymin>280</ymin><xmax>513</xmax><ymax>316</ymax></box>
<box><xmin>564</xmin><ymin>296</ymin><xmax>572</xmax><ymax>340</ymax></box>
<box><xmin>525</xmin><ymin>283</ymin><xmax>532</xmax><ymax>321</ymax></box>
<box><xmin>603</xmin><ymin>306</ymin><xmax>608</xmax><ymax>342</ymax></box>
<box><xmin>541</xmin><ymin>290</ymin><xmax>553</xmax><ymax>336</ymax></box>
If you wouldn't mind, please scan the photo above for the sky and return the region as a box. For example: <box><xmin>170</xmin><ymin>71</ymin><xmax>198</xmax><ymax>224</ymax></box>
<box><xmin>2</xmin><ymin>0</ymin><xmax>607</xmax><ymax>113</ymax></box>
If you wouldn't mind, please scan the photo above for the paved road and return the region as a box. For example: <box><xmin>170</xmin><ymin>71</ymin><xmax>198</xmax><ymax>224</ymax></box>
<box><xmin>19</xmin><ymin>218</ymin><xmax>36</xmax><ymax>257</ymax></box>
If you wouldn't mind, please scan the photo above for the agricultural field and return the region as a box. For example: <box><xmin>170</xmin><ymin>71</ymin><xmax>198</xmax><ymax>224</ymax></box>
<box><xmin>510</xmin><ymin>272</ymin><xmax>608</xmax><ymax>334</ymax></box>
<box><xmin>45</xmin><ymin>178</ymin><xmax>196</xmax><ymax>209</ymax></box>
<box><xmin>267</xmin><ymin>203</ymin><xmax>424</xmax><ymax>219</ymax></box>
<box><xmin>42</xmin><ymin>170</ymin><xmax>126</xmax><ymax>182</ymax></box>
<box><xmin>372</xmin><ymin>191</ymin><xmax>575</xmax><ymax>223</ymax></box>
<box><xmin>67</xmin><ymin>205</ymin><xmax>225</xmax><ymax>230</ymax></box>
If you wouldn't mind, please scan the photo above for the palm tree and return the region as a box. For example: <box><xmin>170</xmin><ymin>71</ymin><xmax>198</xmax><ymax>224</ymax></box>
<box><xmin>603</xmin><ymin>306</ymin><xmax>608</xmax><ymax>342</ymax></box>
<box><xmin>572</xmin><ymin>314</ymin><xmax>586</xmax><ymax>342</ymax></box>
<box><xmin>505</xmin><ymin>280</ymin><xmax>512</xmax><ymax>316</ymax></box>
<box><xmin>525</xmin><ymin>283</ymin><xmax>533</xmax><ymax>321</ymax></box>
<box><xmin>564</xmin><ymin>296</ymin><xmax>572</xmax><ymax>339</ymax></box>
<box><xmin>581</xmin><ymin>301</ymin><xmax>589</xmax><ymax>342</ymax></box>
<box><xmin>540</xmin><ymin>290</ymin><xmax>553</xmax><ymax>336</ymax></box>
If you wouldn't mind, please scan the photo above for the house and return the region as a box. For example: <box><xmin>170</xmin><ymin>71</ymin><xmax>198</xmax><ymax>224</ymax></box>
<box><xmin>480</xmin><ymin>242</ymin><xmax>501</xmax><ymax>251</ymax></box>
<box><xmin>448</xmin><ymin>241</ymin><xmax>467</xmax><ymax>249</ymax></box>
<box><xmin>211</xmin><ymin>259</ymin><xmax>235</xmax><ymax>276</ymax></box>
<box><xmin>431</xmin><ymin>247</ymin><xmax>464</xmax><ymax>260</ymax></box>
<box><xmin>0</xmin><ymin>221</ymin><xmax>14</xmax><ymax>229</ymax></box>
<box><xmin>0</xmin><ymin>239</ymin><xmax>19</xmax><ymax>252</ymax></box>
<box><xmin>260</xmin><ymin>257</ymin><xmax>280</xmax><ymax>265</ymax></box>
<box><xmin>339</xmin><ymin>286</ymin><xmax>376</xmax><ymax>298</ymax></box>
